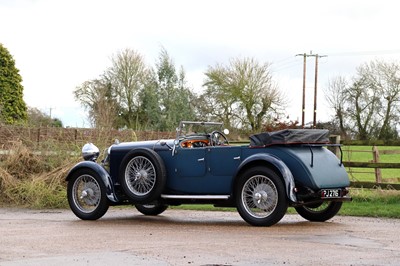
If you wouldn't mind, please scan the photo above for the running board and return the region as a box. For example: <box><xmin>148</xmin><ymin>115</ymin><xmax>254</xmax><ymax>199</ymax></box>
<box><xmin>161</xmin><ymin>194</ymin><xmax>230</xmax><ymax>200</ymax></box>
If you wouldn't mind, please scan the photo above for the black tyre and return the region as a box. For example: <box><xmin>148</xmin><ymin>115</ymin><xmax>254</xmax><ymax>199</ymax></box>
<box><xmin>235</xmin><ymin>166</ymin><xmax>288</xmax><ymax>226</ymax></box>
<box><xmin>135</xmin><ymin>202</ymin><xmax>168</xmax><ymax>216</ymax></box>
<box><xmin>119</xmin><ymin>148</ymin><xmax>166</xmax><ymax>203</ymax></box>
<box><xmin>295</xmin><ymin>201</ymin><xmax>343</xmax><ymax>222</ymax></box>
<box><xmin>67</xmin><ymin>168</ymin><xmax>109</xmax><ymax>220</ymax></box>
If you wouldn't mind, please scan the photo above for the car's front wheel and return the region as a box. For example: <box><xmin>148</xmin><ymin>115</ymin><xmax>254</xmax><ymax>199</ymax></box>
<box><xmin>235</xmin><ymin>166</ymin><xmax>288</xmax><ymax>226</ymax></box>
<box><xmin>67</xmin><ymin>169</ymin><xmax>109</xmax><ymax>220</ymax></box>
<box><xmin>295</xmin><ymin>201</ymin><xmax>343</xmax><ymax>222</ymax></box>
<box><xmin>135</xmin><ymin>202</ymin><xmax>168</xmax><ymax>216</ymax></box>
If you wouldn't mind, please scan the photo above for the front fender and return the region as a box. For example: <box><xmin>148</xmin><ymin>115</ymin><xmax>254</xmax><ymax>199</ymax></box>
<box><xmin>66</xmin><ymin>161</ymin><xmax>119</xmax><ymax>203</ymax></box>
<box><xmin>235</xmin><ymin>153</ymin><xmax>297</xmax><ymax>202</ymax></box>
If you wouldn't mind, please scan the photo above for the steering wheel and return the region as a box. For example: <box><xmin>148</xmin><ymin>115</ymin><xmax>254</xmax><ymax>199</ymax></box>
<box><xmin>209</xmin><ymin>130</ymin><xmax>229</xmax><ymax>146</ymax></box>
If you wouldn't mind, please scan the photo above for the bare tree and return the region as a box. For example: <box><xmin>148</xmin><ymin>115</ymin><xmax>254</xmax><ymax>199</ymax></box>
<box><xmin>107</xmin><ymin>48</ymin><xmax>149</xmax><ymax>129</ymax></box>
<box><xmin>203</xmin><ymin>57</ymin><xmax>284</xmax><ymax>131</ymax></box>
<box><xmin>74</xmin><ymin>78</ymin><xmax>119</xmax><ymax>128</ymax></box>
<box><xmin>325</xmin><ymin>60</ymin><xmax>400</xmax><ymax>140</ymax></box>
<box><xmin>324</xmin><ymin>76</ymin><xmax>350</xmax><ymax>138</ymax></box>
<box><xmin>359</xmin><ymin>60</ymin><xmax>400</xmax><ymax>139</ymax></box>
<box><xmin>346</xmin><ymin>75</ymin><xmax>379</xmax><ymax>140</ymax></box>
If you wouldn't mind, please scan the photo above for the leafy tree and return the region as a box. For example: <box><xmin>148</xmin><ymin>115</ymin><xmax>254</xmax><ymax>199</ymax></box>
<box><xmin>27</xmin><ymin>107</ymin><xmax>63</xmax><ymax>127</ymax></box>
<box><xmin>203</xmin><ymin>57</ymin><xmax>284</xmax><ymax>131</ymax></box>
<box><xmin>0</xmin><ymin>43</ymin><xmax>27</xmax><ymax>124</ymax></box>
<box><xmin>74</xmin><ymin>77</ymin><xmax>120</xmax><ymax>128</ymax></box>
<box><xmin>136</xmin><ymin>68</ymin><xmax>162</xmax><ymax>129</ymax></box>
<box><xmin>155</xmin><ymin>48</ymin><xmax>195</xmax><ymax>131</ymax></box>
<box><xmin>74</xmin><ymin>48</ymin><xmax>195</xmax><ymax>131</ymax></box>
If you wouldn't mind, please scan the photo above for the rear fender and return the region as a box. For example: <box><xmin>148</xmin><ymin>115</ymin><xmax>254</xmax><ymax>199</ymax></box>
<box><xmin>235</xmin><ymin>153</ymin><xmax>297</xmax><ymax>202</ymax></box>
<box><xmin>66</xmin><ymin>161</ymin><xmax>119</xmax><ymax>203</ymax></box>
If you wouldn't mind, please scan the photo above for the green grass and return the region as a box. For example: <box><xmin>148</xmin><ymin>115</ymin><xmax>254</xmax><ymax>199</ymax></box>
<box><xmin>339</xmin><ymin>188</ymin><xmax>400</xmax><ymax>218</ymax></box>
<box><xmin>342</xmin><ymin>145</ymin><xmax>400</xmax><ymax>183</ymax></box>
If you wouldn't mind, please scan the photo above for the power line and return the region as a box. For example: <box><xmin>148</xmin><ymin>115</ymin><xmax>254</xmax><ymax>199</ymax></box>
<box><xmin>324</xmin><ymin>49</ymin><xmax>400</xmax><ymax>57</ymax></box>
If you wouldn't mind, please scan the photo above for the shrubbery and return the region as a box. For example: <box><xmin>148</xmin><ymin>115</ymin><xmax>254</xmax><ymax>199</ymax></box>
<box><xmin>0</xmin><ymin>141</ymin><xmax>79</xmax><ymax>208</ymax></box>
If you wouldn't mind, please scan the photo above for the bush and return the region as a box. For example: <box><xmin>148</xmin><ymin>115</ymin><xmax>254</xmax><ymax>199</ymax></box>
<box><xmin>0</xmin><ymin>141</ymin><xmax>79</xmax><ymax>208</ymax></box>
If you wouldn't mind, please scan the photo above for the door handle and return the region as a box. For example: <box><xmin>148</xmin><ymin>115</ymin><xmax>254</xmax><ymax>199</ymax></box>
<box><xmin>234</xmin><ymin>156</ymin><xmax>241</xmax><ymax>160</ymax></box>
<box><xmin>198</xmin><ymin>158</ymin><xmax>205</xmax><ymax>162</ymax></box>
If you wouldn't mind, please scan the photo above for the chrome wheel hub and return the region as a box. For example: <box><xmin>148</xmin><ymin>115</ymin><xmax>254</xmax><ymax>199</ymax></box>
<box><xmin>135</xmin><ymin>169</ymin><xmax>149</xmax><ymax>181</ymax></box>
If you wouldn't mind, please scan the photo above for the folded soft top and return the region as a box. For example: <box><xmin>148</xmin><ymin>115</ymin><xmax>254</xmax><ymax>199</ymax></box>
<box><xmin>249</xmin><ymin>129</ymin><xmax>330</xmax><ymax>146</ymax></box>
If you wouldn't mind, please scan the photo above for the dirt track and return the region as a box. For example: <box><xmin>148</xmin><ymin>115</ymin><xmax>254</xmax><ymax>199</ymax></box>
<box><xmin>0</xmin><ymin>207</ymin><xmax>399</xmax><ymax>265</ymax></box>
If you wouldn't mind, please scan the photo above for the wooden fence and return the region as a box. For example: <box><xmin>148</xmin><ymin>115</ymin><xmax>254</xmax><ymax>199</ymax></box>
<box><xmin>342</xmin><ymin>146</ymin><xmax>400</xmax><ymax>190</ymax></box>
<box><xmin>1</xmin><ymin>126</ymin><xmax>400</xmax><ymax>189</ymax></box>
<box><xmin>0</xmin><ymin>126</ymin><xmax>176</xmax><ymax>150</ymax></box>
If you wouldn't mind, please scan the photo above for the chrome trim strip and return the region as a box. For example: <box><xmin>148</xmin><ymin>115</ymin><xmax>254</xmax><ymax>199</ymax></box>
<box><xmin>161</xmin><ymin>194</ymin><xmax>230</xmax><ymax>200</ymax></box>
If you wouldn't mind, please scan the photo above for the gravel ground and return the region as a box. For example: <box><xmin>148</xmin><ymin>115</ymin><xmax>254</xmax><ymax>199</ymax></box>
<box><xmin>0</xmin><ymin>207</ymin><xmax>400</xmax><ymax>265</ymax></box>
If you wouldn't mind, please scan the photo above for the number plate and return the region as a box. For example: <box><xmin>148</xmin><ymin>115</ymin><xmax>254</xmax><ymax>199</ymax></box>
<box><xmin>321</xmin><ymin>189</ymin><xmax>342</xmax><ymax>198</ymax></box>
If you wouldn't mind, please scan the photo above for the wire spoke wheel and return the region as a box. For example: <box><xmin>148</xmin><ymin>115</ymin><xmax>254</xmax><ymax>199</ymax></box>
<box><xmin>135</xmin><ymin>201</ymin><xmax>168</xmax><ymax>216</ymax></box>
<box><xmin>119</xmin><ymin>148</ymin><xmax>166</xmax><ymax>203</ymax></box>
<box><xmin>242</xmin><ymin>175</ymin><xmax>278</xmax><ymax>218</ymax></box>
<box><xmin>67</xmin><ymin>169</ymin><xmax>109</xmax><ymax>220</ymax></box>
<box><xmin>125</xmin><ymin>156</ymin><xmax>156</xmax><ymax>196</ymax></box>
<box><xmin>72</xmin><ymin>174</ymin><xmax>102</xmax><ymax>213</ymax></box>
<box><xmin>236</xmin><ymin>167</ymin><xmax>287</xmax><ymax>226</ymax></box>
<box><xmin>295</xmin><ymin>201</ymin><xmax>343</xmax><ymax>222</ymax></box>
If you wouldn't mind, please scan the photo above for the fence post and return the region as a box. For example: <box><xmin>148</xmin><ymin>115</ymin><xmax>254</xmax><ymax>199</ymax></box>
<box><xmin>37</xmin><ymin>128</ymin><xmax>40</xmax><ymax>144</ymax></box>
<box><xmin>372</xmin><ymin>145</ymin><xmax>382</xmax><ymax>183</ymax></box>
<box><xmin>74</xmin><ymin>129</ymin><xmax>78</xmax><ymax>146</ymax></box>
<box><xmin>328</xmin><ymin>135</ymin><xmax>341</xmax><ymax>158</ymax></box>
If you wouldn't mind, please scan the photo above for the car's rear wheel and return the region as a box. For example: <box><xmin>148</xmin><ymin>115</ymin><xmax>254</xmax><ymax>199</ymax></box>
<box><xmin>235</xmin><ymin>166</ymin><xmax>288</xmax><ymax>226</ymax></box>
<box><xmin>295</xmin><ymin>201</ymin><xmax>343</xmax><ymax>222</ymax></box>
<box><xmin>67</xmin><ymin>169</ymin><xmax>109</xmax><ymax>220</ymax></box>
<box><xmin>135</xmin><ymin>201</ymin><xmax>168</xmax><ymax>216</ymax></box>
<box><xmin>119</xmin><ymin>148</ymin><xmax>166</xmax><ymax>203</ymax></box>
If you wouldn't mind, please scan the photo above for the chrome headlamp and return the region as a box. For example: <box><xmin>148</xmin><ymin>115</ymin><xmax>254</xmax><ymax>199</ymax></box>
<box><xmin>82</xmin><ymin>143</ymin><xmax>100</xmax><ymax>161</ymax></box>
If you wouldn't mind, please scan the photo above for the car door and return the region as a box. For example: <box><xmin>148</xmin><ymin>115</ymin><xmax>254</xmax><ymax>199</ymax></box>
<box><xmin>174</xmin><ymin>147</ymin><xmax>207</xmax><ymax>177</ymax></box>
<box><xmin>206</xmin><ymin>146</ymin><xmax>242</xmax><ymax>176</ymax></box>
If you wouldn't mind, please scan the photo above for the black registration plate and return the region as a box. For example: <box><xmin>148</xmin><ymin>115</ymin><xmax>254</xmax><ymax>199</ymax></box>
<box><xmin>321</xmin><ymin>189</ymin><xmax>342</xmax><ymax>199</ymax></box>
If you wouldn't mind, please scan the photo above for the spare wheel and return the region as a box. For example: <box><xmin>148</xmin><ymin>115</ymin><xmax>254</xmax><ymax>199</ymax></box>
<box><xmin>119</xmin><ymin>148</ymin><xmax>166</xmax><ymax>203</ymax></box>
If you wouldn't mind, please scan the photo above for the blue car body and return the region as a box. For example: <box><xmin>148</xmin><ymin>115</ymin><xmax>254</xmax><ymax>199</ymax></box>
<box><xmin>66</xmin><ymin>121</ymin><xmax>351</xmax><ymax>226</ymax></box>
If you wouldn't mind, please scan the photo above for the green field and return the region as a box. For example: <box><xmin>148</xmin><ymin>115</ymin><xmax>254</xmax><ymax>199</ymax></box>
<box><xmin>342</xmin><ymin>145</ymin><xmax>400</xmax><ymax>183</ymax></box>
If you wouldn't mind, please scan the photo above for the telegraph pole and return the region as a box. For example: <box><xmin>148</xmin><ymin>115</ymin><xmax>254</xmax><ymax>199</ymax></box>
<box><xmin>296</xmin><ymin>52</ymin><xmax>326</xmax><ymax>128</ymax></box>
<box><xmin>308</xmin><ymin>54</ymin><xmax>327</xmax><ymax>128</ymax></box>
<box><xmin>296</xmin><ymin>53</ymin><xmax>307</xmax><ymax>128</ymax></box>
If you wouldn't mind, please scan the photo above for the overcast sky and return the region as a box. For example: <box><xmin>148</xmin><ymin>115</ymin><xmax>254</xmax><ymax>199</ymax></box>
<box><xmin>1</xmin><ymin>0</ymin><xmax>400</xmax><ymax>128</ymax></box>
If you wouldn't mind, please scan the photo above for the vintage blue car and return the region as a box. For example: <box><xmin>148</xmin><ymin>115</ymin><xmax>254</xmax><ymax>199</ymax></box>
<box><xmin>66</xmin><ymin>121</ymin><xmax>351</xmax><ymax>226</ymax></box>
